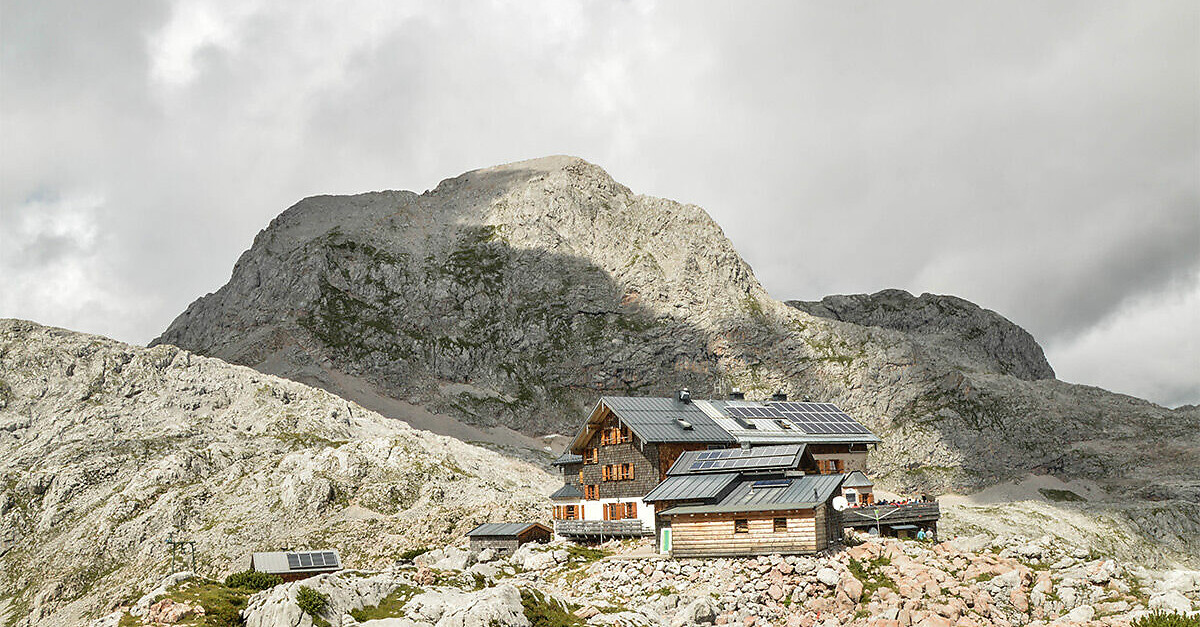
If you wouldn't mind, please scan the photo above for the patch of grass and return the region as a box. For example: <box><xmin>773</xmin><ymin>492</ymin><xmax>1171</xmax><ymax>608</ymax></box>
<box><xmin>1039</xmin><ymin>488</ymin><xmax>1085</xmax><ymax>502</ymax></box>
<box><xmin>521</xmin><ymin>588</ymin><xmax>584</xmax><ymax>627</ymax></box>
<box><xmin>348</xmin><ymin>584</ymin><xmax>423</xmax><ymax>621</ymax></box>
<box><xmin>847</xmin><ymin>557</ymin><xmax>897</xmax><ymax>599</ymax></box>
<box><xmin>973</xmin><ymin>573</ymin><xmax>996</xmax><ymax>582</ymax></box>
<box><xmin>397</xmin><ymin>547</ymin><xmax>431</xmax><ymax>562</ymax></box>
<box><xmin>159</xmin><ymin>579</ymin><xmax>250</xmax><ymax>627</ymax></box>
<box><xmin>1131</xmin><ymin>611</ymin><xmax>1200</xmax><ymax>627</ymax></box>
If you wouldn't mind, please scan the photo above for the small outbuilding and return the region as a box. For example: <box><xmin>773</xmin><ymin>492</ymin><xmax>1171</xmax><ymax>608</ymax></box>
<box><xmin>250</xmin><ymin>550</ymin><xmax>342</xmax><ymax>582</ymax></box>
<box><xmin>465</xmin><ymin>522</ymin><xmax>552</xmax><ymax>555</ymax></box>
<box><xmin>841</xmin><ymin>470</ymin><xmax>874</xmax><ymax>505</ymax></box>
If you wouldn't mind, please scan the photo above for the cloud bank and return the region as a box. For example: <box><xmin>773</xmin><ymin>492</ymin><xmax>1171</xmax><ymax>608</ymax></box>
<box><xmin>2</xmin><ymin>0</ymin><xmax>1196</xmax><ymax>405</ymax></box>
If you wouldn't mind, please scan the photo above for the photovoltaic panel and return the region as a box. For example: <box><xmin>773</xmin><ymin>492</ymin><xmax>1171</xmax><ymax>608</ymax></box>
<box><xmin>686</xmin><ymin>444</ymin><xmax>802</xmax><ymax>473</ymax></box>
<box><xmin>764</xmin><ymin>401</ymin><xmax>872</xmax><ymax>435</ymax></box>
<box><xmin>286</xmin><ymin>551</ymin><xmax>340</xmax><ymax>570</ymax></box>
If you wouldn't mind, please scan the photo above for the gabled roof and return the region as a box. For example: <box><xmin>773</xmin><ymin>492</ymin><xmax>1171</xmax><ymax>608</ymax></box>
<box><xmin>667</xmin><ymin>444</ymin><xmax>806</xmax><ymax>476</ymax></box>
<box><xmin>567</xmin><ymin>396</ymin><xmax>879</xmax><ymax>452</ymax></box>
<box><xmin>466</xmin><ymin>522</ymin><xmax>551</xmax><ymax>537</ymax></box>
<box><xmin>842</xmin><ymin>470</ymin><xmax>874</xmax><ymax>488</ymax></box>
<box><xmin>642</xmin><ymin>473</ymin><xmax>739</xmax><ymax>502</ymax></box>
<box><xmin>569</xmin><ymin>396</ymin><xmax>735</xmax><ymax>451</ymax></box>
<box><xmin>551</xmin><ymin>453</ymin><xmax>582</xmax><ymax>466</ymax></box>
<box><xmin>657</xmin><ymin>473</ymin><xmax>847</xmax><ymax>516</ymax></box>
<box><xmin>549</xmin><ymin>484</ymin><xmax>584</xmax><ymax>500</ymax></box>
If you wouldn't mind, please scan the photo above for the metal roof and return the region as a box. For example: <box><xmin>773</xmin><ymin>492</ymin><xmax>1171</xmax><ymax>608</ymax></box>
<box><xmin>657</xmin><ymin>473</ymin><xmax>847</xmax><ymax>516</ymax></box>
<box><xmin>570</xmin><ymin>397</ymin><xmax>735</xmax><ymax>449</ymax></box>
<box><xmin>667</xmin><ymin>444</ymin><xmax>806</xmax><ymax>476</ymax></box>
<box><xmin>642</xmin><ymin>473</ymin><xmax>739</xmax><ymax>502</ymax></box>
<box><xmin>549</xmin><ymin>484</ymin><xmax>584</xmax><ymax>500</ymax></box>
<box><xmin>842</xmin><ymin>470</ymin><xmax>874</xmax><ymax>488</ymax></box>
<box><xmin>465</xmin><ymin>522</ymin><xmax>551</xmax><ymax>537</ymax></box>
<box><xmin>251</xmin><ymin>550</ymin><xmax>341</xmax><ymax>575</ymax></box>
<box><xmin>551</xmin><ymin>453</ymin><xmax>582</xmax><ymax>466</ymax></box>
<box><xmin>705</xmin><ymin>400</ymin><xmax>881</xmax><ymax>445</ymax></box>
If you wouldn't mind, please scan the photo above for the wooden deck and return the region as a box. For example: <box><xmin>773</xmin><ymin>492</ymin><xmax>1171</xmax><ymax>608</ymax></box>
<box><xmin>554</xmin><ymin>519</ymin><xmax>652</xmax><ymax>538</ymax></box>
<box><xmin>841</xmin><ymin>503</ymin><xmax>940</xmax><ymax>529</ymax></box>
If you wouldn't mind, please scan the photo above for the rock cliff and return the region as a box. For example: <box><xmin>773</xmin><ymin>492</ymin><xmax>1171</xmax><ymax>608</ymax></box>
<box><xmin>0</xmin><ymin>319</ymin><xmax>556</xmax><ymax>626</ymax></box>
<box><xmin>788</xmin><ymin>289</ymin><xmax>1054</xmax><ymax>381</ymax></box>
<box><xmin>152</xmin><ymin>156</ymin><xmax>1198</xmax><ymax>503</ymax></box>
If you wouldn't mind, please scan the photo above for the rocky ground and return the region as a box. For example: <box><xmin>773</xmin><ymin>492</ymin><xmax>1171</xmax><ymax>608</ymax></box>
<box><xmin>96</xmin><ymin>533</ymin><xmax>1200</xmax><ymax>627</ymax></box>
<box><xmin>0</xmin><ymin>320</ymin><xmax>556</xmax><ymax>626</ymax></box>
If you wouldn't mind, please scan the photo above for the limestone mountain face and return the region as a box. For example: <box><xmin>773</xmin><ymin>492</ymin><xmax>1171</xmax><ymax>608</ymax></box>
<box><xmin>0</xmin><ymin>319</ymin><xmax>556</xmax><ymax>626</ymax></box>
<box><xmin>788</xmin><ymin>289</ymin><xmax>1055</xmax><ymax>381</ymax></box>
<box><xmin>152</xmin><ymin>157</ymin><xmax>1197</xmax><ymax>529</ymax></box>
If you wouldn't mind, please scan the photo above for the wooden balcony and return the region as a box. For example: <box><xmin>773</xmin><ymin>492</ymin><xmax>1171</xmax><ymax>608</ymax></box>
<box><xmin>840</xmin><ymin>503</ymin><xmax>940</xmax><ymax>529</ymax></box>
<box><xmin>553</xmin><ymin>519</ymin><xmax>652</xmax><ymax>538</ymax></box>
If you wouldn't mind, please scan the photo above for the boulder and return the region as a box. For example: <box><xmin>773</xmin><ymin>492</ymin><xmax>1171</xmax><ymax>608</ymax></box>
<box><xmin>672</xmin><ymin>597</ymin><xmax>718</xmax><ymax>626</ymax></box>
<box><xmin>1149</xmin><ymin>591</ymin><xmax>1193</xmax><ymax>615</ymax></box>
<box><xmin>1062</xmin><ymin>605</ymin><xmax>1094</xmax><ymax>623</ymax></box>
<box><xmin>522</xmin><ymin>551</ymin><xmax>558</xmax><ymax>571</ymax></box>
<box><xmin>817</xmin><ymin>568</ymin><xmax>840</xmax><ymax>587</ymax></box>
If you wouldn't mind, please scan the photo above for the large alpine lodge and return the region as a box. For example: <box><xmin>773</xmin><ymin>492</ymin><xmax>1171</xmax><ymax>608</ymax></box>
<box><xmin>549</xmin><ymin>389</ymin><xmax>937</xmax><ymax>557</ymax></box>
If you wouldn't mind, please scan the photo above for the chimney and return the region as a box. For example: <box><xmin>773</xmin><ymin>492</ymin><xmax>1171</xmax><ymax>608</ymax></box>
<box><xmin>771</xmin><ymin>390</ymin><xmax>788</xmax><ymax>402</ymax></box>
<box><xmin>728</xmin><ymin>388</ymin><xmax>745</xmax><ymax>401</ymax></box>
<box><xmin>677</xmin><ymin>388</ymin><xmax>692</xmax><ymax>403</ymax></box>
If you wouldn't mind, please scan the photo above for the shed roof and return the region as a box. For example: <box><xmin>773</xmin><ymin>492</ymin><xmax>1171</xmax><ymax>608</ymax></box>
<box><xmin>667</xmin><ymin>444</ymin><xmax>806</xmax><ymax>476</ymax></box>
<box><xmin>657</xmin><ymin>473</ymin><xmax>847</xmax><ymax>516</ymax></box>
<box><xmin>465</xmin><ymin>522</ymin><xmax>551</xmax><ymax>538</ymax></box>
<box><xmin>549</xmin><ymin>484</ymin><xmax>584</xmax><ymax>500</ymax></box>
<box><xmin>842</xmin><ymin>470</ymin><xmax>874</xmax><ymax>488</ymax></box>
<box><xmin>251</xmin><ymin>550</ymin><xmax>341</xmax><ymax>575</ymax></box>
<box><xmin>551</xmin><ymin>453</ymin><xmax>582</xmax><ymax>466</ymax></box>
<box><xmin>642</xmin><ymin>473</ymin><xmax>739</xmax><ymax>502</ymax></box>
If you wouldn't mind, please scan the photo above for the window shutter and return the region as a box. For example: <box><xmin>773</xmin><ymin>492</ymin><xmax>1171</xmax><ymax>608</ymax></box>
<box><xmin>627</xmin><ymin>502</ymin><xmax>636</xmax><ymax>518</ymax></box>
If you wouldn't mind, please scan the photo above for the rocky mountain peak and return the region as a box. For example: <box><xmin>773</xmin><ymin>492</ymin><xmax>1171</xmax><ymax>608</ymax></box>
<box><xmin>788</xmin><ymin>289</ymin><xmax>1055</xmax><ymax>381</ymax></box>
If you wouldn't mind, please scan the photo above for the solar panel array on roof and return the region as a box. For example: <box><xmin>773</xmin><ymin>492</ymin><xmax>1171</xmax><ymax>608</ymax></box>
<box><xmin>686</xmin><ymin>444</ymin><xmax>801</xmax><ymax>473</ymax></box>
<box><xmin>726</xmin><ymin>402</ymin><xmax>872</xmax><ymax>435</ymax></box>
<box><xmin>286</xmin><ymin>551</ymin><xmax>339</xmax><ymax>570</ymax></box>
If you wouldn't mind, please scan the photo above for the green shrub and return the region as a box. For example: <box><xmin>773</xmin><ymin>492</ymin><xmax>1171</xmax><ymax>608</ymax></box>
<box><xmin>520</xmin><ymin>588</ymin><xmax>583</xmax><ymax>627</ymax></box>
<box><xmin>1131</xmin><ymin>611</ymin><xmax>1200</xmax><ymax>627</ymax></box>
<box><xmin>297</xmin><ymin>586</ymin><xmax>330</xmax><ymax>621</ymax></box>
<box><xmin>397</xmin><ymin>547</ymin><xmax>431</xmax><ymax>561</ymax></box>
<box><xmin>223</xmin><ymin>571</ymin><xmax>284</xmax><ymax>591</ymax></box>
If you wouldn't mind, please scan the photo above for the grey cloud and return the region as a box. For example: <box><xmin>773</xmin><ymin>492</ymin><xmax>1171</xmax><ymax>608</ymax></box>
<box><xmin>1</xmin><ymin>0</ymin><xmax>1196</xmax><ymax>405</ymax></box>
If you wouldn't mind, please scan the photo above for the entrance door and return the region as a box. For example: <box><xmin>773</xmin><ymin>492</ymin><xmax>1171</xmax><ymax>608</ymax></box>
<box><xmin>659</xmin><ymin>528</ymin><xmax>671</xmax><ymax>554</ymax></box>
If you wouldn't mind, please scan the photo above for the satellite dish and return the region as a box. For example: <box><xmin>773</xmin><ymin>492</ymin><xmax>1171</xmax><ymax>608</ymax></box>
<box><xmin>832</xmin><ymin>496</ymin><xmax>849</xmax><ymax>511</ymax></box>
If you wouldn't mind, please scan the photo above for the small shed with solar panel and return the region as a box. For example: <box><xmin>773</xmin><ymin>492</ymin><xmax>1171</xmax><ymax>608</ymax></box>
<box><xmin>250</xmin><ymin>550</ymin><xmax>342</xmax><ymax>581</ymax></box>
<box><xmin>465</xmin><ymin>522</ymin><xmax>552</xmax><ymax>555</ymax></box>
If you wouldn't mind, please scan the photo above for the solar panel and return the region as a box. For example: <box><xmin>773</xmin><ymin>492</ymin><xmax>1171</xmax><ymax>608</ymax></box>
<box><xmin>751</xmin><ymin>479</ymin><xmax>790</xmax><ymax>489</ymax></box>
<box><xmin>763</xmin><ymin>401</ymin><xmax>872</xmax><ymax>435</ymax></box>
<box><xmin>686</xmin><ymin>445</ymin><xmax>802</xmax><ymax>472</ymax></box>
<box><xmin>285</xmin><ymin>551</ymin><xmax>339</xmax><ymax>570</ymax></box>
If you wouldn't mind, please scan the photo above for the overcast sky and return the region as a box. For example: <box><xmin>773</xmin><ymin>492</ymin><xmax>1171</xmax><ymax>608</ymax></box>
<box><xmin>2</xmin><ymin>0</ymin><xmax>1197</xmax><ymax>407</ymax></box>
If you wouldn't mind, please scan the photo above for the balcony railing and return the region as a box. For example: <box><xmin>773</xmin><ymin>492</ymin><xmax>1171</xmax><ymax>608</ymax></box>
<box><xmin>554</xmin><ymin>519</ymin><xmax>651</xmax><ymax>537</ymax></box>
<box><xmin>841</xmin><ymin>502</ymin><xmax>940</xmax><ymax>528</ymax></box>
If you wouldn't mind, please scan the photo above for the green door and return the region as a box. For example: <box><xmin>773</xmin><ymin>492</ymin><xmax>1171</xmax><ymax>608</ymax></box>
<box><xmin>659</xmin><ymin>528</ymin><xmax>671</xmax><ymax>554</ymax></box>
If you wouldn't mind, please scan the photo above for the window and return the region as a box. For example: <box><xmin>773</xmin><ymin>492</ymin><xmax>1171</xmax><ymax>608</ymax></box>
<box><xmin>818</xmin><ymin>459</ymin><xmax>845</xmax><ymax>474</ymax></box>
<box><xmin>846</xmin><ymin>491</ymin><xmax>857</xmax><ymax>503</ymax></box>
<box><xmin>584</xmin><ymin>448</ymin><xmax>598</xmax><ymax>464</ymax></box>
<box><xmin>578</xmin><ymin>469</ymin><xmax>584</xmax><ymax>484</ymax></box>
<box><xmin>734</xmin><ymin>519</ymin><xmax>749</xmax><ymax>534</ymax></box>
<box><xmin>585</xmin><ymin>485</ymin><xmax>598</xmax><ymax>500</ymax></box>
<box><xmin>773</xmin><ymin>517</ymin><xmax>788</xmax><ymax>533</ymax></box>
<box><xmin>601</xmin><ymin>464</ymin><xmax>635</xmax><ymax>481</ymax></box>
<box><xmin>603</xmin><ymin>502</ymin><xmax>638</xmax><ymax>520</ymax></box>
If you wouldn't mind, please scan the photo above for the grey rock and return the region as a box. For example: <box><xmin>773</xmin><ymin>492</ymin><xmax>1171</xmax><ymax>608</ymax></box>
<box><xmin>816</xmin><ymin>568</ymin><xmax>840</xmax><ymax>587</ymax></box>
<box><xmin>1149</xmin><ymin>590</ymin><xmax>1193</xmax><ymax>615</ymax></box>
